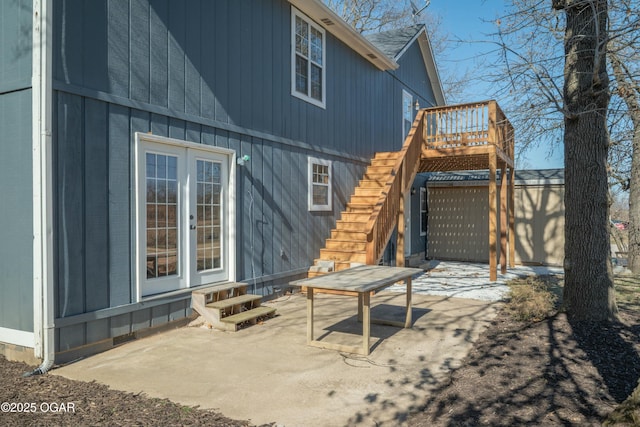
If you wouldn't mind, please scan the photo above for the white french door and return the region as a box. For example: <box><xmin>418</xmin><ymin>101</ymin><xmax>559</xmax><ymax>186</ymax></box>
<box><xmin>135</xmin><ymin>134</ymin><xmax>234</xmax><ymax>298</ymax></box>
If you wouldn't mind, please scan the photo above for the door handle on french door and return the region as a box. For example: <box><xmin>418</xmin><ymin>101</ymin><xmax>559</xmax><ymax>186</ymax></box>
<box><xmin>190</xmin><ymin>225</ymin><xmax>196</xmax><ymax>230</ymax></box>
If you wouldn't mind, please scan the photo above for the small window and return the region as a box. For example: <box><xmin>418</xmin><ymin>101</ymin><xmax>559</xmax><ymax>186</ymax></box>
<box><xmin>403</xmin><ymin>90</ymin><xmax>414</xmax><ymax>139</ymax></box>
<box><xmin>308</xmin><ymin>157</ymin><xmax>332</xmax><ymax>211</ymax></box>
<box><xmin>292</xmin><ymin>8</ymin><xmax>326</xmax><ymax>108</ymax></box>
<box><xmin>420</xmin><ymin>187</ymin><xmax>428</xmax><ymax>236</ymax></box>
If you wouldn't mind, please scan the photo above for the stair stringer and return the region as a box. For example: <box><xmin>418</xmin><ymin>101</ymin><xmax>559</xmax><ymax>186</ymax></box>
<box><xmin>308</xmin><ymin>110</ymin><xmax>427</xmax><ymax>277</ymax></box>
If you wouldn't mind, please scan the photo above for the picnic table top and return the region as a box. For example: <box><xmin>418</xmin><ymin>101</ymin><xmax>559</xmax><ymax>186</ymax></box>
<box><xmin>292</xmin><ymin>265</ymin><xmax>423</xmax><ymax>293</ymax></box>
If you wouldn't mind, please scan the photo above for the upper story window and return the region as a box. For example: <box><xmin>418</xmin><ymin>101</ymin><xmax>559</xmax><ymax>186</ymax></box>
<box><xmin>402</xmin><ymin>90</ymin><xmax>414</xmax><ymax>140</ymax></box>
<box><xmin>292</xmin><ymin>8</ymin><xmax>326</xmax><ymax>108</ymax></box>
<box><xmin>308</xmin><ymin>156</ymin><xmax>332</xmax><ymax>211</ymax></box>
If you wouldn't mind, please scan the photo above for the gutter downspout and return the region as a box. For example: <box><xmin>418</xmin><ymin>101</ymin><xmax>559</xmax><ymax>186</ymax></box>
<box><xmin>26</xmin><ymin>0</ymin><xmax>54</xmax><ymax>376</ymax></box>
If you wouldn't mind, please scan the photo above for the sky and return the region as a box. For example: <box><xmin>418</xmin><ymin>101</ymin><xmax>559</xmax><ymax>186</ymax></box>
<box><xmin>425</xmin><ymin>0</ymin><xmax>565</xmax><ymax>170</ymax></box>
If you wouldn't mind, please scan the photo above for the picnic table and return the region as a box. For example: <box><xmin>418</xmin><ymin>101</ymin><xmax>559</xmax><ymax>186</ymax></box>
<box><xmin>293</xmin><ymin>265</ymin><xmax>423</xmax><ymax>355</ymax></box>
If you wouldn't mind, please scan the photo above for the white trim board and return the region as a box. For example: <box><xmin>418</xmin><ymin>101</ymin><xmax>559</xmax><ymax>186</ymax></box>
<box><xmin>0</xmin><ymin>327</ymin><xmax>34</xmax><ymax>348</ymax></box>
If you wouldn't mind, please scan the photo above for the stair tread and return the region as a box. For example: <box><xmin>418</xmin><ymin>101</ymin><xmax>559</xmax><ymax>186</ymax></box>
<box><xmin>221</xmin><ymin>306</ymin><xmax>276</xmax><ymax>324</ymax></box>
<box><xmin>321</xmin><ymin>248</ymin><xmax>367</xmax><ymax>254</ymax></box>
<box><xmin>206</xmin><ymin>294</ymin><xmax>261</xmax><ymax>309</ymax></box>
<box><xmin>192</xmin><ymin>282</ymin><xmax>246</xmax><ymax>295</ymax></box>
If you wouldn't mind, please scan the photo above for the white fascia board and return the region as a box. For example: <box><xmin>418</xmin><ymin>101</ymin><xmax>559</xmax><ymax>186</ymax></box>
<box><xmin>416</xmin><ymin>30</ymin><xmax>446</xmax><ymax>106</ymax></box>
<box><xmin>288</xmin><ymin>0</ymin><xmax>398</xmax><ymax>71</ymax></box>
<box><xmin>390</xmin><ymin>26</ymin><xmax>446</xmax><ymax>106</ymax></box>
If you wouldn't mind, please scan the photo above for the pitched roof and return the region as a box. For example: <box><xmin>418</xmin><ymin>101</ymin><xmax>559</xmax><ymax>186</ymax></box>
<box><xmin>365</xmin><ymin>25</ymin><xmax>426</xmax><ymax>59</ymax></box>
<box><xmin>367</xmin><ymin>24</ymin><xmax>446</xmax><ymax>106</ymax></box>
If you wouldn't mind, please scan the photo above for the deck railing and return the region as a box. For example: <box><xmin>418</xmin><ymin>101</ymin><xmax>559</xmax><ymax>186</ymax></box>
<box><xmin>365</xmin><ymin>110</ymin><xmax>424</xmax><ymax>265</ymax></box>
<box><xmin>423</xmin><ymin>100</ymin><xmax>514</xmax><ymax>158</ymax></box>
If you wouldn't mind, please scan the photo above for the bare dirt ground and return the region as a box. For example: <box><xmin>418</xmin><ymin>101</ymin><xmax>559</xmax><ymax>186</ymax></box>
<box><xmin>1</xmin><ymin>275</ymin><xmax>639</xmax><ymax>427</ymax></box>
<box><xmin>408</xmin><ymin>274</ymin><xmax>640</xmax><ymax>427</ymax></box>
<box><xmin>0</xmin><ymin>355</ymin><xmax>260</xmax><ymax>426</ymax></box>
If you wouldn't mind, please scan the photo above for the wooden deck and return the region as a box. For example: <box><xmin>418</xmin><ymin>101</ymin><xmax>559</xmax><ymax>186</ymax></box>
<box><xmin>309</xmin><ymin>100</ymin><xmax>515</xmax><ymax>282</ymax></box>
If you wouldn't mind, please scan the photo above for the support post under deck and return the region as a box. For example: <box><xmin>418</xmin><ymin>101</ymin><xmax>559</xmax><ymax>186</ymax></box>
<box><xmin>489</xmin><ymin>152</ymin><xmax>498</xmax><ymax>281</ymax></box>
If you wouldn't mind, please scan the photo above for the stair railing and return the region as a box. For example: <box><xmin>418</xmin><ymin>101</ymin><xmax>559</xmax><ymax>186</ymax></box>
<box><xmin>365</xmin><ymin>110</ymin><xmax>425</xmax><ymax>265</ymax></box>
<box><xmin>423</xmin><ymin>100</ymin><xmax>514</xmax><ymax>157</ymax></box>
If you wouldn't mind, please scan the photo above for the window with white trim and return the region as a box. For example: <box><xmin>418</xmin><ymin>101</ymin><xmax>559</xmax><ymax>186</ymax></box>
<box><xmin>308</xmin><ymin>157</ymin><xmax>332</xmax><ymax>211</ymax></box>
<box><xmin>420</xmin><ymin>187</ymin><xmax>428</xmax><ymax>236</ymax></box>
<box><xmin>403</xmin><ymin>90</ymin><xmax>414</xmax><ymax>139</ymax></box>
<box><xmin>292</xmin><ymin>8</ymin><xmax>326</xmax><ymax>108</ymax></box>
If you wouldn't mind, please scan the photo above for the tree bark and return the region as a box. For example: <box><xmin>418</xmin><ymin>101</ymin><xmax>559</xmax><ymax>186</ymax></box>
<box><xmin>629</xmin><ymin>124</ymin><xmax>640</xmax><ymax>273</ymax></box>
<box><xmin>610</xmin><ymin>53</ymin><xmax>640</xmax><ymax>274</ymax></box>
<box><xmin>553</xmin><ymin>0</ymin><xmax>618</xmax><ymax>320</ymax></box>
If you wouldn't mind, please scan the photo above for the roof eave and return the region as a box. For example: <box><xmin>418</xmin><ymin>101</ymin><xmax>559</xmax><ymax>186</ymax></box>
<box><xmin>288</xmin><ymin>0</ymin><xmax>399</xmax><ymax>71</ymax></box>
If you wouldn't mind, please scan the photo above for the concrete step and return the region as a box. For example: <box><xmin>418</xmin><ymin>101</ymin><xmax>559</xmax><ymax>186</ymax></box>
<box><xmin>308</xmin><ymin>260</ymin><xmax>335</xmax><ymax>274</ymax></box>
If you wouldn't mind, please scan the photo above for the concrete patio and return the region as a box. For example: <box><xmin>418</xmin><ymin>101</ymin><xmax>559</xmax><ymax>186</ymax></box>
<box><xmin>53</xmin><ymin>261</ymin><xmax>562</xmax><ymax>426</ymax></box>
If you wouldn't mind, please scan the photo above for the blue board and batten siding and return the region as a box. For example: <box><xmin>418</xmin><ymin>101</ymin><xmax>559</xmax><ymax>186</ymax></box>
<box><xmin>0</xmin><ymin>0</ymin><xmax>33</xmax><ymax>335</ymax></box>
<box><xmin>392</xmin><ymin>41</ymin><xmax>437</xmax><ymax>110</ymax></box>
<box><xmin>46</xmin><ymin>0</ymin><xmax>439</xmax><ymax>353</ymax></box>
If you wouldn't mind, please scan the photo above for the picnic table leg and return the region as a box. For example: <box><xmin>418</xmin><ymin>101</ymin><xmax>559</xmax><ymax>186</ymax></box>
<box><xmin>357</xmin><ymin>293</ymin><xmax>363</xmax><ymax>322</ymax></box>
<box><xmin>405</xmin><ymin>277</ymin><xmax>412</xmax><ymax>328</ymax></box>
<box><xmin>362</xmin><ymin>291</ymin><xmax>371</xmax><ymax>355</ymax></box>
<box><xmin>307</xmin><ymin>288</ymin><xmax>314</xmax><ymax>344</ymax></box>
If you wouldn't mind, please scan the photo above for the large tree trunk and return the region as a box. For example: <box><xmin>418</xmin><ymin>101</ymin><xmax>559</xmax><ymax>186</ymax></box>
<box><xmin>553</xmin><ymin>0</ymin><xmax>618</xmax><ymax>320</ymax></box>
<box><xmin>610</xmin><ymin>53</ymin><xmax>640</xmax><ymax>274</ymax></box>
<box><xmin>630</xmin><ymin>127</ymin><xmax>640</xmax><ymax>273</ymax></box>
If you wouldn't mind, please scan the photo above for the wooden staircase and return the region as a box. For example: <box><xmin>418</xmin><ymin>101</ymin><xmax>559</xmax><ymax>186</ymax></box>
<box><xmin>308</xmin><ymin>151</ymin><xmax>403</xmax><ymax>278</ymax></box>
<box><xmin>308</xmin><ymin>100</ymin><xmax>516</xmax><ymax>281</ymax></box>
<box><xmin>191</xmin><ymin>283</ymin><xmax>276</xmax><ymax>331</ymax></box>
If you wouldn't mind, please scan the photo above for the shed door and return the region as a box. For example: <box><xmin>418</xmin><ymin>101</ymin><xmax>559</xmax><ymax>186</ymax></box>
<box><xmin>136</xmin><ymin>136</ymin><xmax>231</xmax><ymax>298</ymax></box>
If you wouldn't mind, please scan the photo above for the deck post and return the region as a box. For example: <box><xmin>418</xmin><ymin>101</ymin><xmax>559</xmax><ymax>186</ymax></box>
<box><xmin>489</xmin><ymin>151</ymin><xmax>498</xmax><ymax>281</ymax></box>
<box><xmin>500</xmin><ymin>163</ymin><xmax>508</xmax><ymax>274</ymax></box>
<box><xmin>509</xmin><ymin>167</ymin><xmax>515</xmax><ymax>267</ymax></box>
